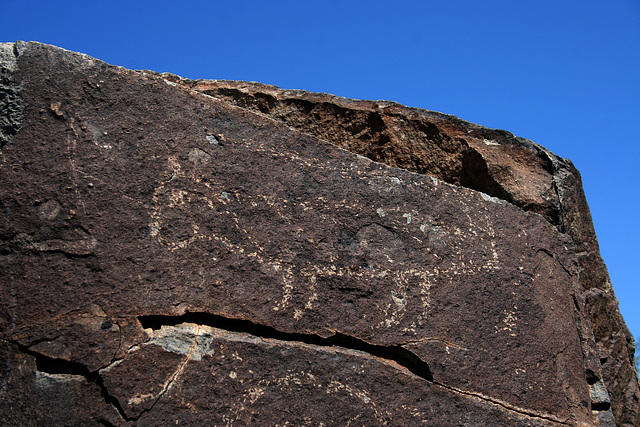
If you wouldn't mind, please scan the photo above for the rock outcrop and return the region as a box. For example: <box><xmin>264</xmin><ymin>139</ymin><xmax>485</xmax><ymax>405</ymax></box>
<box><xmin>0</xmin><ymin>41</ymin><xmax>638</xmax><ymax>425</ymax></box>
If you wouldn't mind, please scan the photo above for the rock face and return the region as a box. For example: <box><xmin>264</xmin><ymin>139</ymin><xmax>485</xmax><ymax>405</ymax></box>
<box><xmin>0</xmin><ymin>41</ymin><xmax>637</xmax><ymax>425</ymax></box>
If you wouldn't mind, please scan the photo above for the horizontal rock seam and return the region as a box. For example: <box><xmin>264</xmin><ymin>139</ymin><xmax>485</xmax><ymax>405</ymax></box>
<box><xmin>138</xmin><ymin>312</ymin><xmax>434</xmax><ymax>381</ymax></box>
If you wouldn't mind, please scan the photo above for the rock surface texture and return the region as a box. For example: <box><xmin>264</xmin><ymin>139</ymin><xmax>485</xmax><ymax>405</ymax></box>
<box><xmin>0</xmin><ymin>41</ymin><xmax>638</xmax><ymax>426</ymax></box>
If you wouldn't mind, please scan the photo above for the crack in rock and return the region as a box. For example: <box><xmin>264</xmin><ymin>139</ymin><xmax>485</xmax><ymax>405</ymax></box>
<box><xmin>138</xmin><ymin>312</ymin><xmax>434</xmax><ymax>382</ymax></box>
<box><xmin>431</xmin><ymin>381</ymin><xmax>571</xmax><ymax>425</ymax></box>
<box><xmin>129</xmin><ymin>325</ymin><xmax>203</xmax><ymax>421</ymax></box>
<box><xmin>16</xmin><ymin>310</ymin><xmax>433</xmax><ymax>423</ymax></box>
<box><xmin>16</xmin><ymin>344</ymin><xmax>131</xmax><ymax>422</ymax></box>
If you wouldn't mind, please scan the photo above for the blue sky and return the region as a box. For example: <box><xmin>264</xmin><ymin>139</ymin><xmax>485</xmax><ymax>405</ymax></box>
<box><xmin>2</xmin><ymin>1</ymin><xmax>638</xmax><ymax>345</ymax></box>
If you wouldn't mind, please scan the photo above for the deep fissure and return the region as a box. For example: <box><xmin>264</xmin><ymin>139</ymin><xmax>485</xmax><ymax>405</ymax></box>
<box><xmin>592</xmin><ymin>401</ymin><xmax>612</xmax><ymax>412</ymax></box>
<box><xmin>138</xmin><ymin>312</ymin><xmax>434</xmax><ymax>382</ymax></box>
<box><xmin>17</xmin><ymin>344</ymin><xmax>133</xmax><ymax>422</ymax></box>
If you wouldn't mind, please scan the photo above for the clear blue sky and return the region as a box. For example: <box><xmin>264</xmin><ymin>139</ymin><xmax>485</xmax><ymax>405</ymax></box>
<box><xmin>2</xmin><ymin>1</ymin><xmax>638</xmax><ymax>346</ymax></box>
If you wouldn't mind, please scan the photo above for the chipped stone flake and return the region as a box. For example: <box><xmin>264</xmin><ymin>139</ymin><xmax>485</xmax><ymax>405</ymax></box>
<box><xmin>144</xmin><ymin>323</ymin><xmax>215</xmax><ymax>361</ymax></box>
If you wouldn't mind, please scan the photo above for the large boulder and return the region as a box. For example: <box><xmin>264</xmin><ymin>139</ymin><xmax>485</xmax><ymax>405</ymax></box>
<box><xmin>1</xmin><ymin>41</ymin><xmax>637</xmax><ymax>425</ymax></box>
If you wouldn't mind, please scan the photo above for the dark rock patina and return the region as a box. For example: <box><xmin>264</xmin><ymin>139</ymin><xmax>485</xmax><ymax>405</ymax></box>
<box><xmin>0</xmin><ymin>42</ymin><xmax>637</xmax><ymax>425</ymax></box>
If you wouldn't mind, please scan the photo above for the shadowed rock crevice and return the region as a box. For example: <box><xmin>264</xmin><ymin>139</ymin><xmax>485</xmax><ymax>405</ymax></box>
<box><xmin>15</xmin><ymin>343</ymin><xmax>132</xmax><ymax>423</ymax></box>
<box><xmin>138</xmin><ymin>312</ymin><xmax>434</xmax><ymax>382</ymax></box>
<box><xmin>459</xmin><ymin>146</ymin><xmax>515</xmax><ymax>205</ymax></box>
<box><xmin>592</xmin><ymin>401</ymin><xmax>613</xmax><ymax>412</ymax></box>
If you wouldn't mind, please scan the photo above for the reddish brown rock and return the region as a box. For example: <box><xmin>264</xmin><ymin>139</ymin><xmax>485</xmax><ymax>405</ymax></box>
<box><xmin>182</xmin><ymin>78</ymin><xmax>640</xmax><ymax>426</ymax></box>
<box><xmin>0</xmin><ymin>41</ymin><xmax>637</xmax><ymax>425</ymax></box>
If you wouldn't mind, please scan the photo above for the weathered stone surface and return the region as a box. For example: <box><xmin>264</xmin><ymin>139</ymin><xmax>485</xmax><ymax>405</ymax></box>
<box><xmin>0</xmin><ymin>42</ymin><xmax>637</xmax><ymax>425</ymax></box>
<box><xmin>177</xmin><ymin>78</ymin><xmax>640</xmax><ymax>426</ymax></box>
<box><xmin>0</xmin><ymin>42</ymin><xmax>25</xmax><ymax>150</ymax></box>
